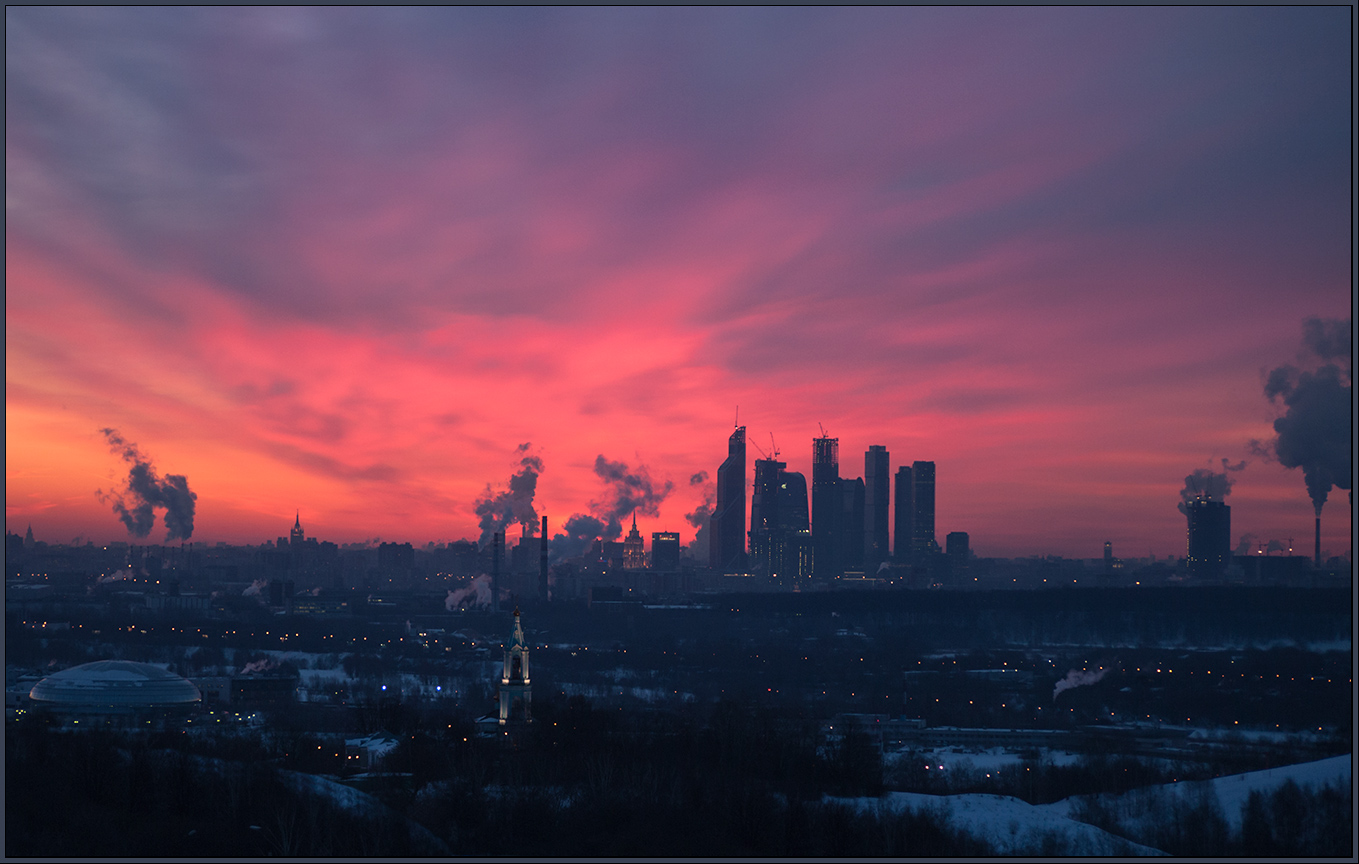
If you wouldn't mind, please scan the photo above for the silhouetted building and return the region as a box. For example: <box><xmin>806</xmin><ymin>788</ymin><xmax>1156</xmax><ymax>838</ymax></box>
<box><xmin>812</xmin><ymin>435</ymin><xmax>841</xmax><ymax>577</ymax></box>
<box><xmin>1186</xmin><ymin>499</ymin><xmax>1230</xmax><ymax>579</ymax></box>
<box><xmin>651</xmin><ymin>531</ymin><xmax>681</xmax><ymax>571</ymax></box>
<box><xmin>776</xmin><ymin>471</ymin><xmax>813</xmax><ymax>580</ymax></box>
<box><xmin>750</xmin><ymin>457</ymin><xmax>786</xmax><ymax>577</ymax></box>
<box><xmin>1103</xmin><ymin>541</ymin><xmax>1113</xmax><ymax>573</ymax></box>
<box><xmin>893</xmin><ymin>465</ymin><xmax>913</xmax><ymax>563</ymax></box>
<box><xmin>290</xmin><ymin>512</ymin><xmax>305</xmax><ymax>546</ymax></box>
<box><xmin>710</xmin><ymin>426</ymin><xmax>747</xmax><ymax>572</ymax></box>
<box><xmin>946</xmin><ymin>531</ymin><xmax>969</xmax><ymax>579</ymax></box>
<box><xmin>622</xmin><ymin>513</ymin><xmax>646</xmax><ymax>569</ymax></box>
<box><xmin>864</xmin><ymin>445</ymin><xmax>890</xmax><ymax>573</ymax></box>
<box><xmin>378</xmin><ymin>541</ymin><xmax>414</xmax><ymax>572</ymax></box>
<box><xmin>840</xmin><ymin>477</ymin><xmax>865</xmax><ymax>573</ymax></box>
<box><xmin>911</xmin><ymin>461</ymin><xmax>937</xmax><ymax>558</ymax></box>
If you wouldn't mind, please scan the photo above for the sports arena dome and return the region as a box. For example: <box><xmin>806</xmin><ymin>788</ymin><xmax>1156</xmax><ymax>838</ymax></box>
<box><xmin>29</xmin><ymin>660</ymin><xmax>201</xmax><ymax>712</ymax></box>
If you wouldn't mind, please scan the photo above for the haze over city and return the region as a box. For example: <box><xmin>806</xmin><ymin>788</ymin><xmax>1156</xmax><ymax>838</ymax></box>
<box><xmin>6</xmin><ymin>7</ymin><xmax>1351</xmax><ymax>561</ymax></box>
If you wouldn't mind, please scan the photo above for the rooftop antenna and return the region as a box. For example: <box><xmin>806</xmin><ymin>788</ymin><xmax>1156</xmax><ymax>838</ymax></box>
<box><xmin>735</xmin><ymin>406</ymin><xmax>740</xmax><ymax>429</ymax></box>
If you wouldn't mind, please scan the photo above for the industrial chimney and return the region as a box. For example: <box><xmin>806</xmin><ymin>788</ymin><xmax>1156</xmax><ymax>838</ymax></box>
<box><xmin>540</xmin><ymin>516</ymin><xmax>549</xmax><ymax>601</ymax></box>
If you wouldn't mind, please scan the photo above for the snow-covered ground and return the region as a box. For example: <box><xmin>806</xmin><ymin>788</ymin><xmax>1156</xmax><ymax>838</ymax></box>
<box><xmin>831</xmin><ymin>791</ymin><xmax>1164</xmax><ymax>855</ymax></box>
<box><xmin>836</xmin><ymin>754</ymin><xmax>1350</xmax><ymax>855</ymax></box>
<box><xmin>888</xmin><ymin>746</ymin><xmax>1082</xmax><ymax>773</ymax></box>
<box><xmin>1042</xmin><ymin>753</ymin><xmax>1352</xmax><ymax>831</ymax></box>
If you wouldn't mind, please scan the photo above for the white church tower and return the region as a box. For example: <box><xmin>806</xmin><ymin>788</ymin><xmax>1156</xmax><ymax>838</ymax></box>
<box><xmin>498</xmin><ymin>607</ymin><xmax>532</xmax><ymax>725</ymax></box>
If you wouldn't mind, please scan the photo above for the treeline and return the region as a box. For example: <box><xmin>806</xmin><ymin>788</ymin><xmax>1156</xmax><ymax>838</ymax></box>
<box><xmin>1072</xmin><ymin>776</ymin><xmax>1351</xmax><ymax>857</ymax></box>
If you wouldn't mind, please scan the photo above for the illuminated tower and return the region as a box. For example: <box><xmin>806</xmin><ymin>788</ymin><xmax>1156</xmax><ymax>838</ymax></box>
<box><xmin>290</xmin><ymin>511</ymin><xmax>305</xmax><ymax>546</ymax></box>
<box><xmin>498</xmin><ymin>607</ymin><xmax>532</xmax><ymax>726</ymax></box>
<box><xmin>812</xmin><ymin>435</ymin><xmax>841</xmax><ymax>577</ymax></box>
<box><xmin>710</xmin><ymin>426</ymin><xmax>747</xmax><ymax>571</ymax></box>
<box><xmin>623</xmin><ymin>512</ymin><xmax>646</xmax><ymax>569</ymax></box>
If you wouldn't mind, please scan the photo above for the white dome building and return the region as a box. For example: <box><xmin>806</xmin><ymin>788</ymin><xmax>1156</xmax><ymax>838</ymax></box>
<box><xmin>29</xmin><ymin>660</ymin><xmax>201</xmax><ymax>715</ymax></box>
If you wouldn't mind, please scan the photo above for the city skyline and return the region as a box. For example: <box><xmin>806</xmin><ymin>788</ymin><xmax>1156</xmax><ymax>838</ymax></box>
<box><xmin>6</xmin><ymin>8</ymin><xmax>1352</xmax><ymax>559</ymax></box>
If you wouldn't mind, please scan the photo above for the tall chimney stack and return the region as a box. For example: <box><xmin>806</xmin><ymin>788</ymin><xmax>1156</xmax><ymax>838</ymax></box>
<box><xmin>540</xmin><ymin>516</ymin><xmax>549</xmax><ymax>601</ymax></box>
<box><xmin>1314</xmin><ymin>516</ymin><xmax>1322</xmax><ymax>569</ymax></box>
<box><xmin>492</xmin><ymin>531</ymin><xmax>502</xmax><ymax>614</ymax></box>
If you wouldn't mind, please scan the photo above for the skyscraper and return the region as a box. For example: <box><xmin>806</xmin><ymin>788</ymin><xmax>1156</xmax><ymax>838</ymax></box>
<box><xmin>812</xmin><ymin>435</ymin><xmax>840</xmax><ymax>577</ymax></box>
<box><xmin>776</xmin><ymin>471</ymin><xmax>812</xmax><ymax>580</ymax></box>
<box><xmin>864</xmin><ymin>445</ymin><xmax>890</xmax><ymax>573</ymax></box>
<box><xmin>894</xmin><ymin>465</ymin><xmax>913</xmax><ymax>563</ymax></box>
<box><xmin>651</xmin><ymin>532</ymin><xmax>681</xmax><ymax>571</ymax></box>
<box><xmin>1186</xmin><ymin>499</ymin><xmax>1230</xmax><ymax>579</ymax></box>
<box><xmin>946</xmin><ymin>531</ymin><xmax>969</xmax><ymax>579</ymax></box>
<box><xmin>750</xmin><ymin>457</ymin><xmax>786</xmax><ymax>577</ymax></box>
<box><xmin>840</xmin><ymin>477</ymin><xmax>865</xmax><ymax>573</ymax></box>
<box><xmin>911</xmin><ymin>461</ymin><xmax>936</xmax><ymax>558</ymax></box>
<box><xmin>710</xmin><ymin>426</ymin><xmax>747</xmax><ymax>572</ymax></box>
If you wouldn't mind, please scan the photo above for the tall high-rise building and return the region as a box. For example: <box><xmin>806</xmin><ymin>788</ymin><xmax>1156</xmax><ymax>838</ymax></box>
<box><xmin>651</xmin><ymin>532</ymin><xmax>681</xmax><ymax>571</ymax></box>
<box><xmin>893</xmin><ymin>465</ymin><xmax>913</xmax><ymax>563</ymax></box>
<box><xmin>812</xmin><ymin>435</ymin><xmax>840</xmax><ymax>577</ymax></box>
<box><xmin>911</xmin><ymin>461</ymin><xmax>936</xmax><ymax>558</ymax></box>
<box><xmin>1186</xmin><ymin>499</ymin><xmax>1230</xmax><ymax>579</ymax></box>
<box><xmin>946</xmin><ymin>531</ymin><xmax>969</xmax><ymax>579</ymax></box>
<box><xmin>622</xmin><ymin>512</ymin><xmax>646</xmax><ymax>569</ymax></box>
<box><xmin>864</xmin><ymin>446</ymin><xmax>890</xmax><ymax>573</ymax></box>
<box><xmin>290</xmin><ymin>511</ymin><xmax>305</xmax><ymax>546</ymax></box>
<box><xmin>776</xmin><ymin>471</ymin><xmax>812</xmax><ymax>580</ymax></box>
<box><xmin>749</xmin><ymin>457</ymin><xmax>786</xmax><ymax>577</ymax></box>
<box><xmin>840</xmin><ymin>477</ymin><xmax>865</xmax><ymax>573</ymax></box>
<box><xmin>710</xmin><ymin>426</ymin><xmax>747</xmax><ymax>572</ymax></box>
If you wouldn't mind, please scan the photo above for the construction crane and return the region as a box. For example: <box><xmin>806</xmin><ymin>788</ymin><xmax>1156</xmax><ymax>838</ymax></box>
<box><xmin>769</xmin><ymin>433</ymin><xmax>780</xmax><ymax>460</ymax></box>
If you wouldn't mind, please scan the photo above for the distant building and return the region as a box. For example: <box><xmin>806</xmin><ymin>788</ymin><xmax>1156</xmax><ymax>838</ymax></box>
<box><xmin>893</xmin><ymin>465</ymin><xmax>913</xmax><ymax>563</ymax></box>
<box><xmin>749</xmin><ymin>457</ymin><xmax>786</xmax><ymax>577</ymax></box>
<box><xmin>812</xmin><ymin>435</ymin><xmax>841</xmax><ymax>577</ymax></box>
<box><xmin>378</xmin><ymin>541</ymin><xmax>414</xmax><ymax>572</ymax></box>
<box><xmin>840</xmin><ymin>477</ymin><xmax>865</xmax><ymax>573</ymax></box>
<box><xmin>946</xmin><ymin>531</ymin><xmax>969</xmax><ymax>579</ymax></box>
<box><xmin>710</xmin><ymin>426</ymin><xmax>747</xmax><ymax>572</ymax></box>
<box><xmin>1186</xmin><ymin>499</ymin><xmax>1230</xmax><ymax>579</ymax></box>
<box><xmin>499</xmin><ymin>608</ymin><xmax>531</xmax><ymax>726</ymax></box>
<box><xmin>651</xmin><ymin>531</ymin><xmax>681</xmax><ymax>571</ymax></box>
<box><xmin>290</xmin><ymin>512</ymin><xmax>305</xmax><ymax>546</ymax></box>
<box><xmin>1104</xmin><ymin>541</ymin><xmax>1113</xmax><ymax>573</ymax></box>
<box><xmin>622</xmin><ymin>513</ymin><xmax>646</xmax><ymax>569</ymax></box>
<box><xmin>864</xmin><ymin>446</ymin><xmax>891</xmax><ymax>574</ymax></box>
<box><xmin>911</xmin><ymin>461</ymin><xmax>937</xmax><ymax>558</ymax></box>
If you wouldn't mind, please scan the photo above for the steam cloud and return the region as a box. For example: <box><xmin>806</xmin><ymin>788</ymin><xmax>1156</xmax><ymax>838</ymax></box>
<box><xmin>474</xmin><ymin>443</ymin><xmax>542</xmax><ymax>548</ymax></box>
<box><xmin>1053</xmin><ymin>667</ymin><xmax>1108</xmax><ymax>701</ymax></box>
<box><xmin>445</xmin><ymin>574</ymin><xmax>493</xmax><ymax>610</ymax></box>
<box><xmin>550</xmin><ymin>455</ymin><xmax>674</xmax><ymax>559</ymax></box>
<box><xmin>1256</xmin><ymin>317</ymin><xmax>1352</xmax><ymax>515</ymax></box>
<box><xmin>1177</xmin><ymin>458</ymin><xmax>1246</xmax><ymax>516</ymax></box>
<box><xmin>685</xmin><ymin>470</ymin><xmax>716</xmax><ymax>561</ymax></box>
<box><xmin>96</xmin><ymin>429</ymin><xmax>197</xmax><ymax>541</ymax></box>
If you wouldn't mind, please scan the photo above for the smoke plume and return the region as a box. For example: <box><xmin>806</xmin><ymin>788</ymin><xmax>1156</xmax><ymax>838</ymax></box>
<box><xmin>1256</xmin><ymin>318</ymin><xmax>1352</xmax><ymax>516</ymax></box>
<box><xmin>684</xmin><ymin>470</ymin><xmax>716</xmax><ymax>560</ymax></box>
<box><xmin>474</xmin><ymin>443</ymin><xmax>542</xmax><ymax>548</ymax></box>
<box><xmin>445</xmin><ymin>574</ymin><xmax>493</xmax><ymax>610</ymax></box>
<box><xmin>550</xmin><ymin>455</ymin><xmax>675</xmax><ymax>560</ymax></box>
<box><xmin>97</xmin><ymin>429</ymin><xmax>197</xmax><ymax>541</ymax></box>
<box><xmin>1053</xmin><ymin>667</ymin><xmax>1108</xmax><ymax>701</ymax></box>
<box><xmin>1176</xmin><ymin>458</ymin><xmax>1245</xmax><ymax>516</ymax></box>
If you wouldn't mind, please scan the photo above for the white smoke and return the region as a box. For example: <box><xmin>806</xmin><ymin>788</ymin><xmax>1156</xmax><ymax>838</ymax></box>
<box><xmin>240</xmin><ymin>658</ymin><xmax>276</xmax><ymax>675</ymax></box>
<box><xmin>1053</xmin><ymin>667</ymin><xmax>1108</xmax><ymax>701</ymax></box>
<box><xmin>446</xmin><ymin>574</ymin><xmax>493</xmax><ymax>610</ymax></box>
<box><xmin>243</xmin><ymin>579</ymin><xmax>267</xmax><ymax>597</ymax></box>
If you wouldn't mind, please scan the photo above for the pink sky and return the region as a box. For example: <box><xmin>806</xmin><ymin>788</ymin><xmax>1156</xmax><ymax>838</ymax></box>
<box><xmin>6</xmin><ymin>8</ymin><xmax>1352</xmax><ymax>558</ymax></box>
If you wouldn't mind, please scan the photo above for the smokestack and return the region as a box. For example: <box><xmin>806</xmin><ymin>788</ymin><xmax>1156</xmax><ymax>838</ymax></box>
<box><xmin>492</xmin><ymin>531</ymin><xmax>502</xmax><ymax>614</ymax></box>
<box><xmin>1315</xmin><ymin>516</ymin><xmax>1321</xmax><ymax>569</ymax></box>
<box><xmin>540</xmin><ymin>516</ymin><xmax>549</xmax><ymax>601</ymax></box>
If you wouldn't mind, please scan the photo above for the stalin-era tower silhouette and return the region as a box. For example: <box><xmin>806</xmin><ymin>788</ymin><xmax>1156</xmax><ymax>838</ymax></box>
<box><xmin>498</xmin><ymin>607</ymin><xmax>532</xmax><ymax>726</ymax></box>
